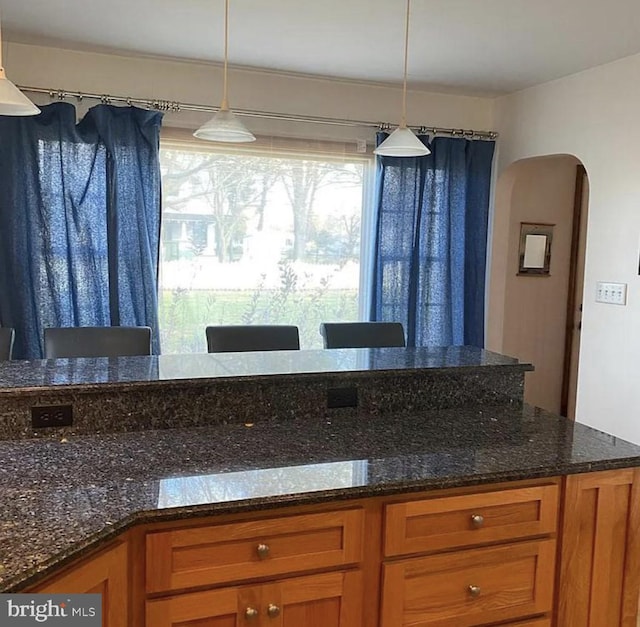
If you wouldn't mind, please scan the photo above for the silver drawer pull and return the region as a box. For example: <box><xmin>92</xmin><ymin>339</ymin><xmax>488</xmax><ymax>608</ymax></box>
<box><xmin>267</xmin><ymin>604</ymin><xmax>281</xmax><ymax>618</ymax></box>
<box><xmin>468</xmin><ymin>584</ymin><xmax>481</xmax><ymax>598</ymax></box>
<box><xmin>471</xmin><ymin>514</ymin><xmax>484</xmax><ymax>528</ymax></box>
<box><xmin>245</xmin><ymin>607</ymin><xmax>259</xmax><ymax>620</ymax></box>
<box><xmin>257</xmin><ymin>543</ymin><xmax>270</xmax><ymax>559</ymax></box>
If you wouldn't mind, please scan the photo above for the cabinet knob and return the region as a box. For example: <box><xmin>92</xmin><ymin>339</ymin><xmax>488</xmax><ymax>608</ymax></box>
<box><xmin>468</xmin><ymin>584</ymin><xmax>481</xmax><ymax>598</ymax></box>
<box><xmin>471</xmin><ymin>514</ymin><xmax>484</xmax><ymax>528</ymax></box>
<box><xmin>256</xmin><ymin>543</ymin><xmax>270</xmax><ymax>559</ymax></box>
<box><xmin>267</xmin><ymin>604</ymin><xmax>281</xmax><ymax>618</ymax></box>
<box><xmin>245</xmin><ymin>607</ymin><xmax>259</xmax><ymax>620</ymax></box>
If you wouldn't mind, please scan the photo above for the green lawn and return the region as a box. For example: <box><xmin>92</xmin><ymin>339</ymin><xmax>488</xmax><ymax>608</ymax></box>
<box><xmin>159</xmin><ymin>289</ymin><xmax>359</xmax><ymax>353</ymax></box>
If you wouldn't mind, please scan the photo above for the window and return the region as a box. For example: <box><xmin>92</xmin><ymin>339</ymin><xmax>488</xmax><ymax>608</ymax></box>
<box><xmin>158</xmin><ymin>138</ymin><xmax>372</xmax><ymax>353</ymax></box>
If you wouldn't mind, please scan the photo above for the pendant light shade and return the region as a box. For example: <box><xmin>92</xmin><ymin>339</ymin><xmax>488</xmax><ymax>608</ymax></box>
<box><xmin>0</xmin><ymin>71</ymin><xmax>40</xmax><ymax>116</ymax></box>
<box><xmin>374</xmin><ymin>0</ymin><xmax>429</xmax><ymax>157</ymax></box>
<box><xmin>193</xmin><ymin>107</ymin><xmax>255</xmax><ymax>142</ymax></box>
<box><xmin>375</xmin><ymin>126</ymin><xmax>428</xmax><ymax>157</ymax></box>
<box><xmin>194</xmin><ymin>0</ymin><xmax>255</xmax><ymax>143</ymax></box>
<box><xmin>0</xmin><ymin>15</ymin><xmax>40</xmax><ymax>116</ymax></box>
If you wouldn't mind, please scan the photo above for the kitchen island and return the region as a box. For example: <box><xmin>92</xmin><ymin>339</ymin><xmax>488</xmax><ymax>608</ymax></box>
<box><xmin>0</xmin><ymin>348</ymin><xmax>638</xmax><ymax>626</ymax></box>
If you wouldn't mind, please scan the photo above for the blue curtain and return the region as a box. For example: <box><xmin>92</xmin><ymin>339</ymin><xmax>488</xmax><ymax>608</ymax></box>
<box><xmin>371</xmin><ymin>134</ymin><xmax>495</xmax><ymax>348</ymax></box>
<box><xmin>0</xmin><ymin>102</ymin><xmax>163</xmax><ymax>359</ymax></box>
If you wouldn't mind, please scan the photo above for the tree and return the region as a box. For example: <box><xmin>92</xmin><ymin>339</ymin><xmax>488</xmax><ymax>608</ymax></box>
<box><xmin>161</xmin><ymin>151</ymin><xmax>278</xmax><ymax>262</ymax></box>
<box><xmin>278</xmin><ymin>159</ymin><xmax>362</xmax><ymax>261</ymax></box>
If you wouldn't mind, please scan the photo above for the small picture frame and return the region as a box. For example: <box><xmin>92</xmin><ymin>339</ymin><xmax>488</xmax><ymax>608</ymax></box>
<box><xmin>518</xmin><ymin>223</ymin><xmax>554</xmax><ymax>276</ymax></box>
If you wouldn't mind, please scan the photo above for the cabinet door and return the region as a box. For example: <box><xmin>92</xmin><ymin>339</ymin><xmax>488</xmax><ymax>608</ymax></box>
<box><xmin>146</xmin><ymin>585</ymin><xmax>251</xmax><ymax>627</ymax></box>
<box><xmin>146</xmin><ymin>571</ymin><xmax>362</xmax><ymax>627</ymax></box>
<box><xmin>266</xmin><ymin>570</ymin><xmax>362</xmax><ymax>627</ymax></box>
<box><xmin>35</xmin><ymin>542</ymin><xmax>128</xmax><ymax>627</ymax></box>
<box><xmin>558</xmin><ymin>468</ymin><xmax>640</xmax><ymax>627</ymax></box>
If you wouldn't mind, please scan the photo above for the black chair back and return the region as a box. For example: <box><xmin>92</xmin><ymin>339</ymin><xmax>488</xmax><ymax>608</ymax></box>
<box><xmin>206</xmin><ymin>325</ymin><xmax>300</xmax><ymax>353</ymax></box>
<box><xmin>320</xmin><ymin>322</ymin><xmax>406</xmax><ymax>349</ymax></box>
<box><xmin>0</xmin><ymin>328</ymin><xmax>15</xmax><ymax>360</ymax></box>
<box><xmin>44</xmin><ymin>326</ymin><xmax>152</xmax><ymax>359</ymax></box>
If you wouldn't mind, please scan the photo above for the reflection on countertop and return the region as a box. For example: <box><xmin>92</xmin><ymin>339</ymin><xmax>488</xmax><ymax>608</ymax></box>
<box><xmin>0</xmin><ymin>345</ymin><xmax>531</xmax><ymax>392</ymax></box>
<box><xmin>157</xmin><ymin>460</ymin><xmax>369</xmax><ymax>509</ymax></box>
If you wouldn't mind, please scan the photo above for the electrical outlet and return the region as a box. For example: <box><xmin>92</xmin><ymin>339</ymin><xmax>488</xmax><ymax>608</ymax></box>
<box><xmin>327</xmin><ymin>387</ymin><xmax>358</xmax><ymax>409</ymax></box>
<box><xmin>595</xmin><ymin>281</ymin><xmax>627</xmax><ymax>305</ymax></box>
<box><xmin>31</xmin><ymin>405</ymin><xmax>73</xmax><ymax>428</ymax></box>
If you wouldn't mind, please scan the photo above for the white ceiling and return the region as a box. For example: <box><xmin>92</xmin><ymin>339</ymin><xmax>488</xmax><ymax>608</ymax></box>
<box><xmin>3</xmin><ymin>0</ymin><xmax>640</xmax><ymax>96</ymax></box>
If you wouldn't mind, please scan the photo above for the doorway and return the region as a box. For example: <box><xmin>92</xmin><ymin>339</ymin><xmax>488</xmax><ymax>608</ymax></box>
<box><xmin>487</xmin><ymin>155</ymin><xmax>589</xmax><ymax>417</ymax></box>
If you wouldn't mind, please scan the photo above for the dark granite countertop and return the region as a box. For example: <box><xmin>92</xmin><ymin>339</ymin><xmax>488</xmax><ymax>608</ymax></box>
<box><xmin>1</xmin><ymin>403</ymin><xmax>639</xmax><ymax>592</ymax></box>
<box><xmin>0</xmin><ymin>346</ymin><xmax>532</xmax><ymax>394</ymax></box>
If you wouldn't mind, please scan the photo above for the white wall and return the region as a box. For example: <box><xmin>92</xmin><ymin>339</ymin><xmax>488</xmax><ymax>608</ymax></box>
<box><xmin>5</xmin><ymin>41</ymin><xmax>494</xmax><ymax>144</ymax></box>
<box><xmin>495</xmin><ymin>52</ymin><xmax>640</xmax><ymax>444</ymax></box>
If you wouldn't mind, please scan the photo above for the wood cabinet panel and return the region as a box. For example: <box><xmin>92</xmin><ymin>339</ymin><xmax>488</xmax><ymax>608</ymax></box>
<box><xmin>145</xmin><ymin>571</ymin><xmax>361</xmax><ymax>627</ymax></box>
<box><xmin>380</xmin><ymin>539</ymin><xmax>555</xmax><ymax>627</ymax></box>
<box><xmin>146</xmin><ymin>586</ymin><xmax>242</xmax><ymax>627</ymax></box>
<box><xmin>146</xmin><ymin>509</ymin><xmax>364</xmax><ymax>593</ymax></box>
<box><xmin>500</xmin><ymin>620</ymin><xmax>551</xmax><ymax>626</ymax></box>
<box><xmin>385</xmin><ymin>483</ymin><xmax>558</xmax><ymax>556</ymax></box>
<box><xmin>557</xmin><ymin>468</ymin><xmax>640</xmax><ymax>627</ymax></box>
<box><xmin>268</xmin><ymin>571</ymin><xmax>362</xmax><ymax>627</ymax></box>
<box><xmin>35</xmin><ymin>542</ymin><xmax>128</xmax><ymax>627</ymax></box>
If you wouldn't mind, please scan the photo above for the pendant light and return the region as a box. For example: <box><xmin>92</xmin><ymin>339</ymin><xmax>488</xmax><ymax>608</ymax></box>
<box><xmin>374</xmin><ymin>0</ymin><xmax>429</xmax><ymax>157</ymax></box>
<box><xmin>194</xmin><ymin>0</ymin><xmax>255</xmax><ymax>142</ymax></box>
<box><xmin>0</xmin><ymin>13</ymin><xmax>39</xmax><ymax>116</ymax></box>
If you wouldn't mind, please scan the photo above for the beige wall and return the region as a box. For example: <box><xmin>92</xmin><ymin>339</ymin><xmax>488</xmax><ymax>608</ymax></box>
<box><xmin>495</xmin><ymin>52</ymin><xmax>640</xmax><ymax>444</ymax></box>
<box><xmin>488</xmin><ymin>156</ymin><xmax>580</xmax><ymax>414</ymax></box>
<box><xmin>4</xmin><ymin>41</ymin><xmax>495</xmax><ymax>144</ymax></box>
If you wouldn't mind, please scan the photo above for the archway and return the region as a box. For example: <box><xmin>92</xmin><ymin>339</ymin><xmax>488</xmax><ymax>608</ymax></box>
<box><xmin>487</xmin><ymin>154</ymin><xmax>589</xmax><ymax>417</ymax></box>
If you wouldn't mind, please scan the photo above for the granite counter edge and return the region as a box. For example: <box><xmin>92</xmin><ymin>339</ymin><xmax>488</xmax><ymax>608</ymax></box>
<box><xmin>0</xmin><ymin>363</ymin><xmax>534</xmax><ymax>398</ymax></box>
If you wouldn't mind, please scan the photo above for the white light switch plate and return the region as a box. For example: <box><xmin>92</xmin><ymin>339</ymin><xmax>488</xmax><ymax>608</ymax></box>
<box><xmin>596</xmin><ymin>281</ymin><xmax>627</xmax><ymax>305</ymax></box>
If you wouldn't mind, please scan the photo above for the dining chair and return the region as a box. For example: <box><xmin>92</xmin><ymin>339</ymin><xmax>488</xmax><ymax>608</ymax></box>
<box><xmin>0</xmin><ymin>328</ymin><xmax>15</xmax><ymax>360</ymax></box>
<box><xmin>319</xmin><ymin>321</ymin><xmax>406</xmax><ymax>349</ymax></box>
<box><xmin>206</xmin><ymin>325</ymin><xmax>300</xmax><ymax>353</ymax></box>
<box><xmin>44</xmin><ymin>326</ymin><xmax>152</xmax><ymax>359</ymax></box>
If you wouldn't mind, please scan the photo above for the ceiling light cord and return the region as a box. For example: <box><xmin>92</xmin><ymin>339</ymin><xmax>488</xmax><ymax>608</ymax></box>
<box><xmin>372</xmin><ymin>0</ymin><xmax>430</xmax><ymax>156</ymax></box>
<box><xmin>193</xmin><ymin>0</ymin><xmax>256</xmax><ymax>142</ymax></box>
<box><xmin>401</xmin><ymin>0</ymin><xmax>410</xmax><ymax>129</ymax></box>
<box><xmin>221</xmin><ymin>0</ymin><xmax>229</xmax><ymax>110</ymax></box>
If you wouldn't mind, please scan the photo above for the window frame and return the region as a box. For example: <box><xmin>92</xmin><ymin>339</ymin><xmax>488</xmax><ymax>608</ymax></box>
<box><xmin>158</xmin><ymin>129</ymin><xmax>376</xmax><ymax>351</ymax></box>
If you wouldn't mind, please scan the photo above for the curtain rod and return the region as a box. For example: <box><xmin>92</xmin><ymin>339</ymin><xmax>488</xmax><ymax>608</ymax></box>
<box><xmin>18</xmin><ymin>85</ymin><xmax>499</xmax><ymax>140</ymax></box>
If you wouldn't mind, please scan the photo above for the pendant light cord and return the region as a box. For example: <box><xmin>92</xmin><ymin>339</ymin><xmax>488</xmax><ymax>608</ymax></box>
<box><xmin>400</xmin><ymin>0</ymin><xmax>411</xmax><ymax>128</ymax></box>
<box><xmin>0</xmin><ymin>9</ymin><xmax>5</xmax><ymax>72</ymax></box>
<box><xmin>221</xmin><ymin>0</ymin><xmax>229</xmax><ymax>110</ymax></box>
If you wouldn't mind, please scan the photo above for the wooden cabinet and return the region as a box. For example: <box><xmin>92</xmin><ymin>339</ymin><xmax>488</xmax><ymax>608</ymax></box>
<box><xmin>146</xmin><ymin>508</ymin><xmax>364</xmax><ymax>593</ymax></box>
<box><xmin>384</xmin><ymin>483</ymin><xmax>558</xmax><ymax>556</ymax></box>
<box><xmin>146</xmin><ymin>570</ymin><xmax>362</xmax><ymax>627</ymax></box>
<box><xmin>557</xmin><ymin>468</ymin><xmax>640</xmax><ymax>627</ymax></box>
<box><xmin>34</xmin><ymin>541</ymin><xmax>128</xmax><ymax>627</ymax></box>
<box><xmin>380</xmin><ymin>482</ymin><xmax>559</xmax><ymax>627</ymax></box>
<box><xmin>145</xmin><ymin>509</ymin><xmax>364</xmax><ymax>627</ymax></box>
<box><xmin>381</xmin><ymin>540</ymin><xmax>555</xmax><ymax>626</ymax></box>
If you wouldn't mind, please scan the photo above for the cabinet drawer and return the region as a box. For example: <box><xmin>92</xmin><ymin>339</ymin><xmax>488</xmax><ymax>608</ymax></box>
<box><xmin>385</xmin><ymin>484</ymin><xmax>558</xmax><ymax>556</ymax></box>
<box><xmin>380</xmin><ymin>539</ymin><xmax>556</xmax><ymax>627</ymax></box>
<box><xmin>146</xmin><ymin>508</ymin><xmax>364</xmax><ymax>593</ymax></box>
